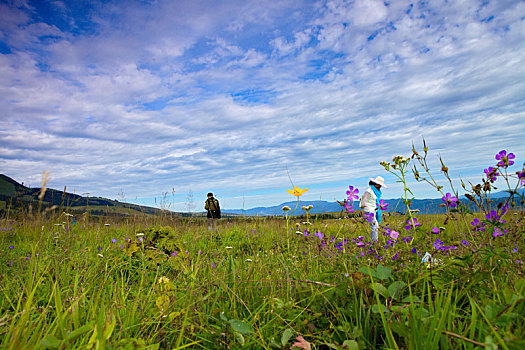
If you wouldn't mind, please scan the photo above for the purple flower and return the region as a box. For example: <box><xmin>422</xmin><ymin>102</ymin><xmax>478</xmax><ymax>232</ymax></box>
<box><xmin>517</xmin><ymin>170</ymin><xmax>525</xmax><ymax>185</ymax></box>
<box><xmin>356</xmin><ymin>241</ymin><xmax>365</xmax><ymax>247</ymax></box>
<box><xmin>111</xmin><ymin>238</ymin><xmax>117</xmax><ymax>243</ymax></box>
<box><xmin>211</xmin><ymin>262</ymin><xmax>216</xmax><ymax>268</ymax></box>
<box><xmin>485</xmin><ymin>210</ymin><xmax>506</xmax><ymax>224</ymax></box>
<box><xmin>392</xmin><ymin>252</ymin><xmax>398</xmax><ymax>260</ymax></box>
<box><xmin>172</xmin><ymin>251</ymin><xmax>178</xmax><ymax>257</ymax></box>
<box><xmin>346</xmin><ymin>186</ymin><xmax>359</xmax><ymax>201</ymax></box>
<box><xmin>461</xmin><ymin>240</ymin><xmax>470</xmax><ymax>246</ymax></box>
<box><xmin>389</xmin><ymin>230</ymin><xmax>399</xmax><ymax>239</ymax></box>
<box><xmin>314</xmin><ymin>231</ymin><xmax>324</xmax><ymax>240</ymax></box>
<box><xmin>495</xmin><ymin>150</ymin><xmax>515</xmax><ymax>168</ymax></box>
<box><xmin>365</xmin><ymin>212</ymin><xmax>375</xmax><ymax>223</ymax></box>
<box><xmin>9</xmin><ymin>246</ymin><xmax>14</xmax><ymax>249</ymax></box>
<box><xmin>379</xmin><ymin>199</ymin><xmax>389</xmax><ymax>210</ymax></box>
<box><xmin>404</xmin><ymin>218</ymin><xmax>421</xmax><ymax>231</ymax></box>
<box><xmin>471</xmin><ymin>218</ymin><xmax>486</xmax><ymax>232</ymax></box>
<box><xmin>442</xmin><ymin>193</ymin><xmax>458</xmax><ymax>208</ymax></box>
<box><xmin>431</xmin><ymin>227</ymin><xmax>440</xmax><ymax>234</ymax></box>
<box><xmin>484</xmin><ymin>167</ymin><xmax>498</xmax><ymax>182</ymax></box>
<box><xmin>97</xmin><ymin>247</ymin><xmax>102</xmax><ymax>251</ymax></box>
<box><xmin>344</xmin><ymin>202</ymin><xmax>354</xmax><ymax>213</ymax></box>
<box><xmin>402</xmin><ymin>236</ymin><xmax>413</xmax><ymax>243</ymax></box>
<box><xmin>411</xmin><ymin>247</ymin><xmax>417</xmax><ymax>254</ymax></box>
<box><xmin>492</xmin><ymin>227</ymin><xmax>506</xmax><ymax>238</ymax></box>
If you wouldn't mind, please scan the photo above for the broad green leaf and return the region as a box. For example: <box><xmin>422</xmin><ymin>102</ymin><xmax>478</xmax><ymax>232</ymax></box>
<box><xmin>40</xmin><ymin>335</ymin><xmax>60</xmax><ymax>349</ymax></box>
<box><xmin>358</xmin><ymin>266</ymin><xmax>377</xmax><ymax>279</ymax></box>
<box><xmin>376</xmin><ymin>264</ymin><xmax>391</xmax><ymax>280</ymax></box>
<box><xmin>235</xmin><ymin>332</ymin><xmax>245</xmax><ymax>346</ymax></box>
<box><xmin>229</xmin><ymin>319</ymin><xmax>253</xmax><ymax>334</ymax></box>
<box><xmin>372</xmin><ymin>282</ymin><xmax>390</xmax><ymax>298</ymax></box>
<box><xmin>281</xmin><ymin>328</ymin><xmax>294</xmax><ymax>346</ymax></box>
<box><xmin>269</xmin><ymin>337</ymin><xmax>282</xmax><ymax>348</ymax></box>
<box><xmin>388</xmin><ymin>281</ymin><xmax>406</xmax><ymax>300</ymax></box>
<box><xmin>484</xmin><ymin>335</ymin><xmax>498</xmax><ymax>350</ymax></box>
<box><xmin>342</xmin><ymin>340</ymin><xmax>359</xmax><ymax>350</ymax></box>
<box><xmin>372</xmin><ymin>304</ymin><xmax>389</xmax><ymax>314</ymax></box>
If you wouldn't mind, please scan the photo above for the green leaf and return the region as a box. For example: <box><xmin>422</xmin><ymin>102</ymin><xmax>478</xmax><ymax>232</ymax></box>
<box><xmin>484</xmin><ymin>335</ymin><xmax>498</xmax><ymax>350</ymax></box>
<box><xmin>388</xmin><ymin>281</ymin><xmax>406</xmax><ymax>300</ymax></box>
<box><xmin>372</xmin><ymin>304</ymin><xmax>389</xmax><ymax>314</ymax></box>
<box><xmin>40</xmin><ymin>335</ymin><xmax>60</xmax><ymax>349</ymax></box>
<box><xmin>281</xmin><ymin>328</ymin><xmax>294</xmax><ymax>346</ymax></box>
<box><xmin>372</xmin><ymin>282</ymin><xmax>390</xmax><ymax>298</ymax></box>
<box><xmin>269</xmin><ymin>337</ymin><xmax>282</xmax><ymax>348</ymax></box>
<box><xmin>229</xmin><ymin>319</ymin><xmax>253</xmax><ymax>334</ymax></box>
<box><xmin>235</xmin><ymin>332</ymin><xmax>245</xmax><ymax>346</ymax></box>
<box><xmin>358</xmin><ymin>266</ymin><xmax>377</xmax><ymax>279</ymax></box>
<box><xmin>376</xmin><ymin>264</ymin><xmax>391</xmax><ymax>280</ymax></box>
<box><xmin>342</xmin><ymin>340</ymin><xmax>359</xmax><ymax>350</ymax></box>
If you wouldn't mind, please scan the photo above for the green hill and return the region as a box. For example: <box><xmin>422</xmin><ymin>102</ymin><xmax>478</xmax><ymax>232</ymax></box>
<box><xmin>0</xmin><ymin>174</ymin><xmax>175</xmax><ymax>217</ymax></box>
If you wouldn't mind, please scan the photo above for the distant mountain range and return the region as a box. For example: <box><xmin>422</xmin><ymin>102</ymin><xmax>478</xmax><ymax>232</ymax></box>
<box><xmin>223</xmin><ymin>189</ymin><xmax>524</xmax><ymax>216</ymax></box>
<box><xmin>1</xmin><ymin>173</ymin><xmax>522</xmax><ymax>217</ymax></box>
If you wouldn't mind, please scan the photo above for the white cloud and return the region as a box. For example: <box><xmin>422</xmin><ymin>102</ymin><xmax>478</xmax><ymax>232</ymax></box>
<box><xmin>0</xmin><ymin>0</ymin><xmax>524</xmax><ymax>210</ymax></box>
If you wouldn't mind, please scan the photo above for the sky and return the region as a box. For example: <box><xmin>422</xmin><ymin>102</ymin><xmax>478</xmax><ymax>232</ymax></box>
<box><xmin>1</xmin><ymin>0</ymin><xmax>524</xmax><ymax>212</ymax></box>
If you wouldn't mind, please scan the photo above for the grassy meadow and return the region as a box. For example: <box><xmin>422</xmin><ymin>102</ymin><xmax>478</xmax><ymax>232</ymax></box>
<box><xmin>1</xmin><ymin>147</ymin><xmax>524</xmax><ymax>349</ymax></box>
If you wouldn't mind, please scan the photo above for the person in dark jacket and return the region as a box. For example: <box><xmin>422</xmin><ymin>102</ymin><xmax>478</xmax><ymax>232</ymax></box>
<box><xmin>205</xmin><ymin>192</ymin><xmax>220</xmax><ymax>231</ymax></box>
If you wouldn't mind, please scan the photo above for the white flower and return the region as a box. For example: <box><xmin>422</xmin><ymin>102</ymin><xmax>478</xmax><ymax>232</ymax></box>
<box><xmin>225</xmin><ymin>246</ymin><xmax>233</xmax><ymax>249</ymax></box>
<box><xmin>97</xmin><ymin>254</ymin><xmax>104</xmax><ymax>258</ymax></box>
<box><xmin>104</xmin><ymin>223</ymin><xmax>111</xmax><ymax>226</ymax></box>
<box><xmin>246</xmin><ymin>259</ymin><xmax>252</xmax><ymax>262</ymax></box>
<box><xmin>136</xmin><ymin>233</ymin><xmax>145</xmax><ymax>236</ymax></box>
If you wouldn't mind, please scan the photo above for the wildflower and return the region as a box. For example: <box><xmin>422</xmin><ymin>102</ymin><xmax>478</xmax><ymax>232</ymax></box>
<box><xmin>97</xmin><ymin>253</ymin><xmax>104</xmax><ymax>258</ymax></box>
<box><xmin>461</xmin><ymin>240</ymin><xmax>470</xmax><ymax>246</ymax></box>
<box><xmin>402</xmin><ymin>236</ymin><xmax>413</xmax><ymax>243</ymax></box>
<box><xmin>471</xmin><ymin>218</ymin><xmax>486</xmax><ymax>232</ymax></box>
<box><xmin>517</xmin><ymin>170</ymin><xmax>525</xmax><ymax>185</ymax></box>
<box><xmin>136</xmin><ymin>232</ymin><xmax>144</xmax><ymax>236</ymax></box>
<box><xmin>172</xmin><ymin>251</ymin><xmax>178</xmax><ymax>257</ymax></box>
<box><xmin>431</xmin><ymin>227</ymin><xmax>440</xmax><ymax>234</ymax></box>
<box><xmin>495</xmin><ymin>150</ymin><xmax>515</xmax><ymax>168</ymax></box>
<box><xmin>365</xmin><ymin>212</ymin><xmax>375</xmax><ymax>223</ymax></box>
<box><xmin>282</xmin><ymin>206</ymin><xmax>291</xmax><ymax>212</ymax></box>
<box><xmin>344</xmin><ymin>202</ymin><xmax>354</xmax><ymax>213</ymax></box>
<box><xmin>314</xmin><ymin>231</ymin><xmax>324</xmax><ymax>240</ymax></box>
<box><xmin>404</xmin><ymin>218</ymin><xmax>421</xmax><ymax>230</ymax></box>
<box><xmin>246</xmin><ymin>259</ymin><xmax>253</xmax><ymax>262</ymax></box>
<box><xmin>225</xmin><ymin>246</ymin><xmax>233</xmax><ymax>249</ymax></box>
<box><xmin>9</xmin><ymin>246</ymin><xmax>14</xmax><ymax>249</ymax></box>
<box><xmin>138</xmin><ymin>237</ymin><xmax>144</xmax><ymax>242</ymax></box>
<box><xmin>158</xmin><ymin>276</ymin><xmax>170</xmax><ymax>284</ymax></box>
<box><xmin>442</xmin><ymin>193</ymin><xmax>458</xmax><ymax>208</ymax></box>
<box><xmin>111</xmin><ymin>238</ymin><xmax>117</xmax><ymax>243</ymax></box>
<box><xmin>287</xmin><ymin>187</ymin><xmax>308</xmax><ymax>197</ymax></box>
<box><xmin>379</xmin><ymin>199</ymin><xmax>389</xmax><ymax>210</ymax></box>
<box><xmin>120</xmin><ymin>244</ymin><xmax>124</xmax><ymax>248</ymax></box>
<box><xmin>346</xmin><ymin>186</ymin><xmax>359</xmax><ymax>201</ymax></box>
<box><xmin>211</xmin><ymin>262</ymin><xmax>216</xmax><ymax>268</ymax></box>
<box><xmin>486</xmin><ymin>210</ymin><xmax>506</xmax><ymax>224</ymax></box>
<box><xmin>392</xmin><ymin>252</ymin><xmax>398</xmax><ymax>260</ymax></box>
<box><xmin>389</xmin><ymin>230</ymin><xmax>399</xmax><ymax>240</ymax></box>
<box><xmin>492</xmin><ymin>227</ymin><xmax>506</xmax><ymax>238</ymax></box>
<box><xmin>484</xmin><ymin>167</ymin><xmax>498</xmax><ymax>182</ymax></box>
<box><xmin>97</xmin><ymin>247</ymin><xmax>102</xmax><ymax>251</ymax></box>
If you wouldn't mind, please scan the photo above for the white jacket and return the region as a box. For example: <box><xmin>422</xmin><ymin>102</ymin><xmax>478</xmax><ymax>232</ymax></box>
<box><xmin>360</xmin><ymin>187</ymin><xmax>377</xmax><ymax>212</ymax></box>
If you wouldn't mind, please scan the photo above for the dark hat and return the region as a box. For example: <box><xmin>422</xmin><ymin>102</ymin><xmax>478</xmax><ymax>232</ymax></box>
<box><xmin>207</xmin><ymin>192</ymin><xmax>213</xmax><ymax>197</ymax></box>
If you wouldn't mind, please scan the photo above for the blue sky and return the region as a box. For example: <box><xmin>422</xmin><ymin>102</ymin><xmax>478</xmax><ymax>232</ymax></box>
<box><xmin>1</xmin><ymin>0</ymin><xmax>524</xmax><ymax>211</ymax></box>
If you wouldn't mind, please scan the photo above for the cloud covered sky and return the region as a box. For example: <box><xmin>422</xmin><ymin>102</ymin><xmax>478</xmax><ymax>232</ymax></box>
<box><xmin>1</xmin><ymin>0</ymin><xmax>524</xmax><ymax>211</ymax></box>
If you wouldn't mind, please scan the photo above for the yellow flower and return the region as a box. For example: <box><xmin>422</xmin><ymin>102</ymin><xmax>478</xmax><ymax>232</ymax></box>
<box><xmin>282</xmin><ymin>206</ymin><xmax>291</xmax><ymax>212</ymax></box>
<box><xmin>287</xmin><ymin>187</ymin><xmax>308</xmax><ymax>197</ymax></box>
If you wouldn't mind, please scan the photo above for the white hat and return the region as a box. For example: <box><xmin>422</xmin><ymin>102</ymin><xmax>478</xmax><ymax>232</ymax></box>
<box><xmin>369</xmin><ymin>176</ymin><xmax>387</xmax><ymax>188</ymax></box>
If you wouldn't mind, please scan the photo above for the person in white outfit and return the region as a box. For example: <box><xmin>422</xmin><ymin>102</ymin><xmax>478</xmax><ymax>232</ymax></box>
<box><xmin>359</xmin><ymin>176</ymin><xmax>387</xmax><ymax>242</ymax></box>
